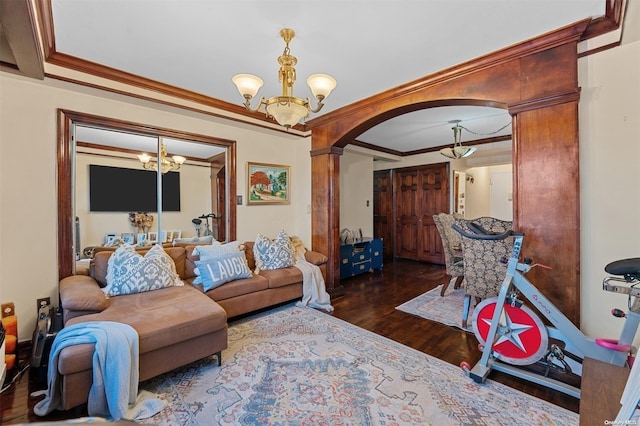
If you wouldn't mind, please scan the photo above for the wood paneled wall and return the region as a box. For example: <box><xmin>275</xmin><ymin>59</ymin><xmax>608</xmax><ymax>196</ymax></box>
<box><xmin>307</xmin><ymin>20</ymin><xmax>590</xmax><ymax>325</ymax></box>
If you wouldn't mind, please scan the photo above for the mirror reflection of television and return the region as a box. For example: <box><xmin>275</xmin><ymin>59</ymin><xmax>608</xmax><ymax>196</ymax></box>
<box><xmin>89</xmin><ymin>165</ymin><xmax>181</xmax><ymax>212</ymax></box>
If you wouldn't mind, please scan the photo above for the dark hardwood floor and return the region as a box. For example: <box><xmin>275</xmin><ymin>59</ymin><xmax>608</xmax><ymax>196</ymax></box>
<box><xmin>1</xmin><ymin>259</ymin><xmax>579</xmax><ymax>424</ymax></box>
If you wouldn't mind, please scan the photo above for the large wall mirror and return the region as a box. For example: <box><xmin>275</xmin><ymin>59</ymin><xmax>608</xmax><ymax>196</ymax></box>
<box><xmin>57</xmin><ymin>110</ymin><xmax>237</xmax><ymax>280</ymax></box>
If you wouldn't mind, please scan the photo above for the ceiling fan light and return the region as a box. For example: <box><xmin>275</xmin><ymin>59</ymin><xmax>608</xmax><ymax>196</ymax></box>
<box><xmin>307</xmin><ymin>74</ymin><xmax>337</xmax><ymax>99</ymax></box>
<box><xmin>232</xmin><ymin>74</ymin><xmax>263</xmax><ymax>98</ymax></box>
<box><xmin>173</xmin><ymin>155</ymin><xmax>186</xmax><ymax>165</ymax></box>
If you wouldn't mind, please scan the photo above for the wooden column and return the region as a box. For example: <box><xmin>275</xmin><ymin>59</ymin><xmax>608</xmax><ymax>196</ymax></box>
<box><xmin>310</xmin><ymin>133</ymin><xmax>344</xmax><ymax>295</ymax></box>
<box><xmin>511</xmin><ymin>96</ymin><xmax>581</xmax><ymax>323</ymax></box>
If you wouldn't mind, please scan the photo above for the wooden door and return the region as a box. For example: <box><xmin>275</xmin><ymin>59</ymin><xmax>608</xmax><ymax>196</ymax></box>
<box><xmin>394</xmin><ymin>164</ymin><xmax>448</xmax><ymax>263</ymax></box>
<box><xmin>373</xmin><ymin>170</ymin><xmax>393</xmax><ymax>257</ymax></box>
<box><xmin>417</xmin><ymin>165</ymin><xmax>447</xmax><ymax>263</ymax></box>
<box><xmin>395</xmin><ymin>169</ymin><xmax>420</xmax><ymax>259</ymax></box>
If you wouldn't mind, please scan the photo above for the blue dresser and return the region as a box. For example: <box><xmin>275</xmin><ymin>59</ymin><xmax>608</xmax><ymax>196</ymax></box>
<box><xmin>339</xmin><ymin>238</ymin><xmax>383</xmax><ymax>278</ymax></box>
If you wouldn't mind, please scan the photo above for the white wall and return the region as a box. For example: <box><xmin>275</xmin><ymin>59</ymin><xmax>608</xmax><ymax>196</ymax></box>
<box><xmin>464</xmin><ymin>164</ymin><xmax>513</xmax><ymax>220</ymax></box>
<box><xmin>579</xmin><ymin>39</ymin><xmax>640</xmax><ymax>346</ymax></box>
<box><xmin>464</xmin><ymin>167</ymin><xmax>491</xmax><ymax>219</ymax></box>
<box><xmin>0</xmin><ymin>73</ymin><xmax>312</xmax><ymax>339</ymax></box>
<box><xmin>340</xmin><ymin>150</ymin><xmax>374</xmax><ymax>237</ymax></box>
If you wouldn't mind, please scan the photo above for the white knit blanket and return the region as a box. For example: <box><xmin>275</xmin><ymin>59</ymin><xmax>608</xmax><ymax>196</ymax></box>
<box><xmin>294</xmin><ymin>258</ymin><xmax>334</xmax><ymax>312</ymax></box>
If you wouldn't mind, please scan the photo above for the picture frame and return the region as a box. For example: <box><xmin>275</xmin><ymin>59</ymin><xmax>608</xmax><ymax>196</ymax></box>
<box><xmin>160</xmin><ymin>230</ymin><xmax>168</xmax><ymax>243</ymax></box>
<box><xmin>247</xmin><ymin>162</ymin><xmax>291</xmax><ymax>205</ymax></box>
<box><xmin>104</xmin><ymin>233</ymin><xmax>117</xmax><ymax>244</ymax></box>
<box><xmin>121</xmin><ymin>232</ymin><xmax>135</xmax><ymax>244</ymax></box>
<box><xmin>137</xmin><ymin>233</ymin><xmax>147</xmax><ymax>244</ymax></box>
<box><xmin>172</xmin><ymin>230</ymin><xmax>182</xmax><ymax>240</ymax></box>
<box><xmin>148</xmin><ymin>231</ymin><xmax>158</xmax><ymax>243</ymax></box>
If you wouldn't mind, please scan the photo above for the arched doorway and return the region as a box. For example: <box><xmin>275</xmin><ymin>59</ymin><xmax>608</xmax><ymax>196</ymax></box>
<box><xmin>307</xmin><ymin>21</ymin><xmax>588</xmax><ymax>325</ymax></box>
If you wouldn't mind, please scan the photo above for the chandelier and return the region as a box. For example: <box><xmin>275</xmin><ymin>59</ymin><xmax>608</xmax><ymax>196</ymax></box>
<box><xmin>439</xmin><ymin>120</ymin><xmax>477</xmax><ymax>159</ymax></box>
<box><xmin>232</xmin><ymin>28</ymin><xmax>337</xmax><ymax>128</ymax></box>
<box><xmin>137</xmin><ymin>142</ymin><xmax>186</xmax><ymax>174</ymax></box>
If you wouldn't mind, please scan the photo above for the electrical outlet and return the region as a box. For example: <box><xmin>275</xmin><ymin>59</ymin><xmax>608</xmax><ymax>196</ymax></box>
<box><xmin>37</xmin><ymin>297</ymin><xmax>51</xmax><ymax>311</ymax></box>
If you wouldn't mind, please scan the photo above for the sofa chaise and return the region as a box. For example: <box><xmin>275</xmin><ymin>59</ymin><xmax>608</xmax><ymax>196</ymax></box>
<box><xmin>56</xmin><ymin>241</ymin><xmax>328</xmax><ymax>411</ymax></box>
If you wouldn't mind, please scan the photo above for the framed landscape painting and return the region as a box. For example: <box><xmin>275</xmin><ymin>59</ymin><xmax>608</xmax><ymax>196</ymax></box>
<box><xmin>247</xmin><ymin>162</ymin><xmax>290</xmax><ymax>205</ymax></box>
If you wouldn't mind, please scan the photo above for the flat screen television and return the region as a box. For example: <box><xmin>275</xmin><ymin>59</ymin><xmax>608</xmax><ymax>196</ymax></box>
<box><xmin>89</xmin><ymin>165</ymin><xmax>181</xmax><ymax>212</ymax></box>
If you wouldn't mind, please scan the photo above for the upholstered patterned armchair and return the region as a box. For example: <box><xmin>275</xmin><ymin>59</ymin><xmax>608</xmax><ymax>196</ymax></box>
<box><xmin>433</xmin><ymin>213</ymin><xmax>465</xmax><ymax>296</ymax></box>
<box><xmin>453</xmin><ymin>217</ymin><xmax>513</xmax><ymax>328</ymax></box>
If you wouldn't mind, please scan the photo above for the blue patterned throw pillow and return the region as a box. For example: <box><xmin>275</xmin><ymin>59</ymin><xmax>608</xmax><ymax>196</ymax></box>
<box><xmin>195</xmin><ymin>251</ymin><xmax>252</xmax><ymax>291</ymax></box>
<box><xmin>253</xmin><ymin>230</ymin><xmax>295</xmax><ymax>273</ymax></box>
<box><xmin>104</xmin><ymin>244</ymin><xmax>183</xmax><ymax>296</ymax></box>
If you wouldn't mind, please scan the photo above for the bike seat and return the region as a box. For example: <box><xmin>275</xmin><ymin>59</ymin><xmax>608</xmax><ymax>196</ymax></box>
<box><xmin>605</xmin><ymin>258</ymin><xmax>640</xmax><ymax>280</ymax></box>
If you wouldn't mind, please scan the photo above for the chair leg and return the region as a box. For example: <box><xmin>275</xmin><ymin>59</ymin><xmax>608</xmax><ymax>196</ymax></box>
<box><xmin>462</xmin><ymin>295</ymin><xmax>471</xmax><ymax>328</ymax></box>
<box><xmin>440</xmin><ymin>275</ymin><xmax>453</xmax><ymax>296</ymax></box>
<box><xmin>453</xmin><ymin>276</ymin><xmax>464</xmax><ymax>290</ymax></box>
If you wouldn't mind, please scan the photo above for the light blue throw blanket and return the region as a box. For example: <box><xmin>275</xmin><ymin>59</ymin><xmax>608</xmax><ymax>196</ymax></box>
<box><xmin>34</xmin><ymin>321</ymin><xmax>151</xmax><ymax>420</ymax></box>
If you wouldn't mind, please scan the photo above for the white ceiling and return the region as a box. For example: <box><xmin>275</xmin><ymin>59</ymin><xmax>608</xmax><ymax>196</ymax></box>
<box><xmin>47</xmin><ymin>0</ymin><xmax>630</xmax><ymax>156</ymax></box>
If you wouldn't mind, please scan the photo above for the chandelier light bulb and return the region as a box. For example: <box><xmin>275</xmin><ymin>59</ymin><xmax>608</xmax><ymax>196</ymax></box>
<box><xmin>232</xmin><ymin>74</ymin><xmax>263</xmax><ymax>99</ymax></box>
<box><xmin>307</xmin><ymin>74</ymin><xmax>337</xmax><ymax>99</ymax></box>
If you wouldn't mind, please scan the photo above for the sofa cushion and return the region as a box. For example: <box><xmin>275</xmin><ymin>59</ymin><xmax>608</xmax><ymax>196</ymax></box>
<box><xmin>259</xmin><ymin>267</ymin><xmax>303</xmax><ymax>289</ymax></box>
<box><xmin>103</xmin><ymin>244</ymin><xmax>183</xmax><ymax>296</ymax></box>
<box><xmin>59</xmin><ymin>275</ymin><xmax>109</xmax><ymax>314</ymax></box>
<box><xmin>65</xmin><ymin>285</ymin><xmax>226</xmax><ymax>357</ymax></box>
<box><xmin>253</xmin><ymin>230</ymin><xmax>295</xmax><ymax>273</ymax></box>
<box><xmin>304</xmin><ymin>250</ymin><xmax>329</xmax><ymax>266</ymax></box>
<box><xmin>195</xmin><ymin>251</ymin><xmax>252</xmax><ymax>291</ymax></box>
<box><xmin>203</xmin><ymin>274</ymin><xmax>269</xmax><ymax>301</ymax></box>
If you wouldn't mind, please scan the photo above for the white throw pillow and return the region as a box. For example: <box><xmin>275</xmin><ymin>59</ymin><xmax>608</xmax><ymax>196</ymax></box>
<box><xmin>104</xmin><ymin>244</ymin><xmax>183</xmax><ymax>296</ymax></box>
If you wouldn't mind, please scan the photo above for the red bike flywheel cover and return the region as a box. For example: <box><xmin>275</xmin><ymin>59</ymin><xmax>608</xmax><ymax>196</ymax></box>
<box><xmin>473</xmin><ymin>298</ymin><xmax>549</xmax><ymax>365</ymax></box>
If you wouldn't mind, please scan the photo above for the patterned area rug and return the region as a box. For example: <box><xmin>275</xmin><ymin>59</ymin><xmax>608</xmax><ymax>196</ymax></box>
<box><xmin>139</xmin><ymin>304</ymin><xmax>577</xmax><ymax>425</ymax></box>
<box><xmin>396</xmin><ymin>284</ymin><xmax>473</xmax><ymax>330</ymax></box>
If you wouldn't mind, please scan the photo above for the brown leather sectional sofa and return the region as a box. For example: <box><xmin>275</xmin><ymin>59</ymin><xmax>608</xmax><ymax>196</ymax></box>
<box><xmin>57</xmin><ymin>242</ymin><xmax>328</xmax><ymax>411</ymax></box>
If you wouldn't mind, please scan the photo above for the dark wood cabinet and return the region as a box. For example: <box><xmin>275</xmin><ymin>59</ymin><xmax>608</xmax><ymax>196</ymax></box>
<box><xmin>394</xmin><ymin>163</ymin><xmax>449</xmax><ymax>264</ymax></box>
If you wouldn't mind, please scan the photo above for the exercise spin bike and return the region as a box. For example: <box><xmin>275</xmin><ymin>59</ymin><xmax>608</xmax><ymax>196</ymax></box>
<box><xmin>459</xmin><ymin>229</ymin><xmax>640</xmax><ymax>398</ymax></box>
